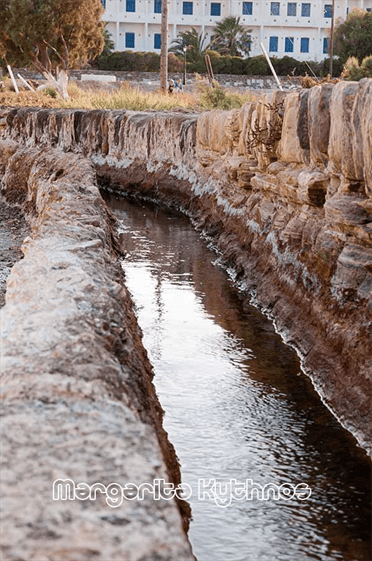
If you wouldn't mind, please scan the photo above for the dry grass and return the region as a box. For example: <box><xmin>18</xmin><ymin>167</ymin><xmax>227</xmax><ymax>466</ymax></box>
<box><xmin>0</xmin><ymin>90</ymin><xmax>61</xmax><ymax>108</ymax></box>
<box><xmin>0</xmin><ymin>79</ymin><xmax>254</xmax><ymax>112</ymax></box>
<box><xmin>61</xmin><ymin>82</ymin><xmax>200</xmax><ymax>111</ymax></box>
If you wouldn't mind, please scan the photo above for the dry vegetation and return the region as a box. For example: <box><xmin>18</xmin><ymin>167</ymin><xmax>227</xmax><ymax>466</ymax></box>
<box><xmin>0</xmin><ymin>89</ymin><xmax>62</xmax><ymax>108</ymax></box>
<box><xmin>0</xmin><ymin>78</ymin><xmax>254</xmax><ymax>111</ymax></box>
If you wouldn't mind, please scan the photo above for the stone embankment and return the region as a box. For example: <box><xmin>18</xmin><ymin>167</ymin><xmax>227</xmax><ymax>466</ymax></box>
<box><xmin>0</xmin><ymin>145</ymin><xmax>195</xmax><ymax>560</ymax></box>
<box><xmin>11</xmin><ymin>67</ymin><xmax>302</xmax><ymax>90</ymax></box>
<box><xmin>1</xmin><ymin>77</ymin><xmax>371</xmax><ymax>554</ymax></box>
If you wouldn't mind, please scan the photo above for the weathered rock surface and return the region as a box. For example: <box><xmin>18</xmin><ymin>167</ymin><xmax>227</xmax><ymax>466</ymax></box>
<box><xmin>0</xmin><ymin>80</ymin><xmax>371</xmax><ymax>467</ymax></box>
<box><xmin>0</xmin><ymin>144</ymin><xmax>195</xmax><ymax>560</ymax></box>
<box><xmin>0</xmin><ymin>197</ymin><xmax>29</xmax><ymax>308</ymax></box>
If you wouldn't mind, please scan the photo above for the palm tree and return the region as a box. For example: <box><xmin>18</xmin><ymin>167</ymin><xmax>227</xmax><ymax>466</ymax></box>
<box><xmin>169</xmin><ymin>28</ymin><xmax>209</xmax><ymax>64</ymax></box>
<box><xmin>210</xmin><ymin>16</ymin><xmax>252</xmax><ymax>57</ymax></box>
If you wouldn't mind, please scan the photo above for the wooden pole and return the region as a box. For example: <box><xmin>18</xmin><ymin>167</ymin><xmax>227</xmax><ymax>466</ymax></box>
<box><xmin>329</xmin><ymin>0</ymin><xmax>335</xmax><ymax>77</ymax></box>
<box><xmin>160</xmin><ymin>0</ymin><xmax>168</xmax><ymax>92</ymax></box>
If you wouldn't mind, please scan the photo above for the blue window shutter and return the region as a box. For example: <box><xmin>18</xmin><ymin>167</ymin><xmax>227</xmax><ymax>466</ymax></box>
<box><xmin>101</xmin><ymin>0</ymin><xmax>106</xmax><ymax>8</ymax></box>
<box><xmin>125</xmin><ymin>32</ymin><xmax>135</xmax><ymax>48</ymax></box>
<box><xmin>285</xmin><ymin>37</ymin><xmax>294</xmax><ymax>52</ymax></box>
<box><xmin>126</xmin><ymin>0</ymin><xmax>135</xmax><ymax>12</ymax></box>
<box><xmin>182</xmin><ymin>2</ymin><xmax>193</xmax><ymax>14</ymax></box>
<box><xmin>154</xmin><ymin>33</ymin><xmax>161</xmax><ymax>49</ymax></box>
<box><xmin>301</xmin><ymin>3</ymin><xmax>310</xmax><ymax>16</ymax></box>
<box><xmin>211</xmin><ymin>3</ymin><xmax>221</xmax><ymax>15</ymax></box>
<box><xmin>300</xmin><ymin>37</ymin><xmax>309</xmax><ymax>53</ymax></box>
<box><xmin>269</xmin><ymin>36</ymin><xmax>278</xmax><ymax>52</ymax></box>
<box><xmin>242</xmin><ymin>2</ymin><xmax>253</xmax><ymax>15</ymax></box>
<box><xmin>270</xmin><ymin>2</ymin><xmax>280</xmax><ymax>15</ymax></box>
<box><xmin>287</xmin><ymin>3</ymin><xmax>296</xmax><ymax>16</ymax></box>
<box><xmin>323</xmin><ymin>37</ymin><xmax>328</xmax><ymax>54</ymax></box>
<box><xmin>324</xmin><ymin>4</ymin><xmax>332</xmax><ymax>17</ymax></box>
<box><xmin>154</xmin><ymin>0</ymin><xmax>162</xmax><ymax>12</ymax></box>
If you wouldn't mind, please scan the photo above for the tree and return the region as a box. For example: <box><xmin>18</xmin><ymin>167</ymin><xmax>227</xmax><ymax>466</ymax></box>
<box><xmin>333</xmin><ymin>8</ymin><xmax>372</xmax><ymax>64</ymax></box>
<box><xmin>210</xmin><ymin>16</ymin><xmax>252</xmax><ymax>57</ymax></box>
<box><xmin>169</xmin><ymin>28</ymin><xmax>209</xmax><ymax>65</ymax></box>
<box><xmin>0</xmin><ymin>0</ymin><xmax>104</xmax><ymax>99</ymax></box>
<box><xmin>101</xmin><ymin>23</ymin><xmax>115</xmax><ymax>58</ymax></box>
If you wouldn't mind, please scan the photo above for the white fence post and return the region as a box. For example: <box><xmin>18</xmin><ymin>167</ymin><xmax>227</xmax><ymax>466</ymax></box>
<box><xmin>7</xmin><ymin>65</ymin><xmax>19</xmax><ymax>94</ymax></box>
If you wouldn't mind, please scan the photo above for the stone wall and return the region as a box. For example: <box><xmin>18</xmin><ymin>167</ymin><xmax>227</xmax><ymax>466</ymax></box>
<box><xmin>0</xmin><ymin>143</ymin><xmax>195</xmax><ymax>560</ymax></box>
<box><xmin>0</xmin><ymin>80</ymin><xmax>371</xmax><ymax>519</ymax></box>
<box><xmin>11</xmin><ymin>68</ymin><xmax>301</xmax><ymax>90</ymax></box>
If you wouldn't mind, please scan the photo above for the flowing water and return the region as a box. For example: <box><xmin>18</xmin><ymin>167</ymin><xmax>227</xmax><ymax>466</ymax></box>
<box><xmin>105</xmin><ymin>192</ymin><xmax>371</xmax><ymax>561</ymax></box>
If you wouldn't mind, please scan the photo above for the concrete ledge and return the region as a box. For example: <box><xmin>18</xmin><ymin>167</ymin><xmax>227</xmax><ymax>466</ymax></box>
<box><xmin>81</xmin><ymin>74</ymin><xmax>117</xmax><ymax>82</ymax></box>
<box><xmin>0</xmin><ymin>143</ymin><xmax>194</xmax><ymax>561</ymax></box>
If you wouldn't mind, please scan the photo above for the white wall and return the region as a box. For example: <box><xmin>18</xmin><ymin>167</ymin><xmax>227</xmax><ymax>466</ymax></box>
<box><xmin>102</xmin><ymin>0</ymin><xmax>370</xmax><ymax>62</ymax></box>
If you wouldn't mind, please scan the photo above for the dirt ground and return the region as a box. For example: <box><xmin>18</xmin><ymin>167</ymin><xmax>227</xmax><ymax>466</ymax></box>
<box><xmin>0</xmin><ymin>200</ymin><xmax>30</xmax><ymax>307</ymax></box>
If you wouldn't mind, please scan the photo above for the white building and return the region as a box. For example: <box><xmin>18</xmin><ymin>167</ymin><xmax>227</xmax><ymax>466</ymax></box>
<box><xmin>102</xmin><ymin>0</ymin><xmax>372</xmax><ymax>62</ymax></box>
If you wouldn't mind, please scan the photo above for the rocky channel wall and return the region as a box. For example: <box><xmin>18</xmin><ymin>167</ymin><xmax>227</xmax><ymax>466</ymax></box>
<box><xmin>0</xmin><ymin>144</ymin><xmax>195</xmax><ymax>560</ymax></box>
<box><xmin>0</xmin><ymin>80</ymin><xmax>371</xmax><ymax>477</ymax></box>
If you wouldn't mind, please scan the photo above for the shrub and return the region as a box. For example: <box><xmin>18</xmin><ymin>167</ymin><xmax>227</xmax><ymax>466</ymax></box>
<box><xmin>343</xmin><ymin>55</ymin><xmax>372</xmax><ymax>80</ymax></box>
<box><xmin>198</xmin><ymin>81</ymin><xmax>250</xmax><ymax>109</ymax></box>
<box><xmin>44</xmin><ymin>87</ymin><xmax>58</xmax><ymax>98</ymax></box>
<box><xmin>244</xmin><ymin>55</ymin><xmax>270</xmax><ymax>76</ymax></box>
<box><xmin>168</xmin><ymin>53</ymin><xmax>183</xmax><ymax>72</ymax></box>
<box><xmin>360</xmin><ymin>55</ymin><xmax>372</xmax><ymax>78</ymax></box>
<box><xmin>272</xmin><ymin>56</ymin><xmax>311</xmax><ymax>76</ymax></box>
<box><xmin>345</xmin><ymin>56</ymin><xmax>363</xmax><ymax>80</ymax></box>
<box><xmin>98</xmin><ymin>50</ymin><xmax>182</xmax><ymax>73</ymax></box>
<box><xmin>320</xmin><ymin>57</ymin><xmax>344</xmax><ymax>77</ymax></box>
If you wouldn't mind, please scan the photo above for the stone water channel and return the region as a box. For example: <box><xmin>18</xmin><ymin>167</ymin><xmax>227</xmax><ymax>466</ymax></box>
<box><xmin>105</xmin><ymin>192</ymin><xmax>371</xmax><ymax>561</ymax></box>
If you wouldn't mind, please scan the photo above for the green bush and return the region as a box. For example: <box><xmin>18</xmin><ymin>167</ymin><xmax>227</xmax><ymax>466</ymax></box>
<box><xmin>244</xmin><ymin>55</ymin><xmax>269</xmax><ymax>76</ymax></box>
<box><xmin>361</xmin><ymin>55</ymin><xmax>372</xmax><ymax>78</ymax></box>
<box><xmin>320</xmin><ymin>57</ymin><xmax>344</xmax><ymax>77</ymax></box>
<box><xmin>98</xmin><ymin>50</ymin><xmax>344</xmax><ymax>78</ymax></box>
<box><xmin>188</xmin><ymin>59</ymin><xmax>207</xmax><ymax>73</ymax></box>
<box><xmin>243</xmin><ymin>55</ymin><xmax>321</xmax><ymax>77</ymax></box>
<box><xmin>198</xmin><ymin>81</ymin><xmax>249</xmax><ymax>110</ymax></box>
<box><xmin>344</xmin><ymin>55</ymin><xmax>372</xmax><ymax>80</ymax></box>
<box><xmin>98</xmin><ymin>50</ymin><xmax>182</xmax><ymax>72</ymax></box>
<box><xmin>272</xmin><ymin>56</ymin><xmax>311</xmax><ymax>75</ymax></box>
<box><xmin>44</xmin><ymin>87</ymin><xmax>57</xmax><ymax>98</ymax></box>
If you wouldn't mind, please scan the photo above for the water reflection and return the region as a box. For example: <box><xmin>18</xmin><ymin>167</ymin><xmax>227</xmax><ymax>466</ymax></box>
<box><xmin>105</xmin><ymin>193</ymin><xmax>371</xmax><ymax>561</ymax></box>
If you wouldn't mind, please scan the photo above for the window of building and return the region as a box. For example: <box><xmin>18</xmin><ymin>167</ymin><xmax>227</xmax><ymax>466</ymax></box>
<box><xmin>154</xmin><ymin>33</ymin><xmax>161</xmax><ymax>49</ymax></box>
<box><xmin>270</xmin><ymin>2</ymin><xmax>280</xmax><ymax>15</ymax></box>
<box><xmin>300</xmin><ymin>37</ymin><xmax>309</xmax><ymax>52</ymax></box>
<box><xmin>301</xmin><ymin>3</ymin><xmax>310</xmax><ymax>16</ymax></box>
<box><xmin>211</xmin><ymin>3</ymin><xmax>221</xmax><ymax>15</ymax></box>
<box><xmin>285</xmin><ymin>37</ymin><xmax>294</xmax><ymax>52</ymax></box>
<box><xmin>183</xmin><ymin>1</ymin><xmax>193</xmax><ymax>14</ymax></box>
<box><xmin>323</xmin><ymin>37</ymin><xmax>328</xmax><ymax>53</ymax></box>
<box><xmin>125</xmin><ymin>32</ymin><xmax>135</xmax><ymax>48</ymax></box>
<box><xmin>324</xmin><ymin>4</ymin><xmax>332</xmax><ymax>17</ymax></box>
<box><xmin>126</xmin><ymin>0</ymin><xmax>135</xmax><ymax>11</ymax></box>
<box><xmin>287</xmin><ymin>3</ymin><xmax>296</xmax><ymax>16</ymax></box>
<box><xmin>269</xmin><ymin>36</ymin><xmax>278</xmax><ymax>52</ymax></box>
<box><xmin>101</xmin><ymin>0</ymin><xmax>106</xmax><ymax>8</ymax></box>
<box><xmin>154</xmin><ymin>0</ymin><xmax>162</xmax><ymax>12</ymax></box>
<box><xmin>243</xmin><ymin>1</ymin><xmax>253</xmax><ymax>14</ymax></box>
